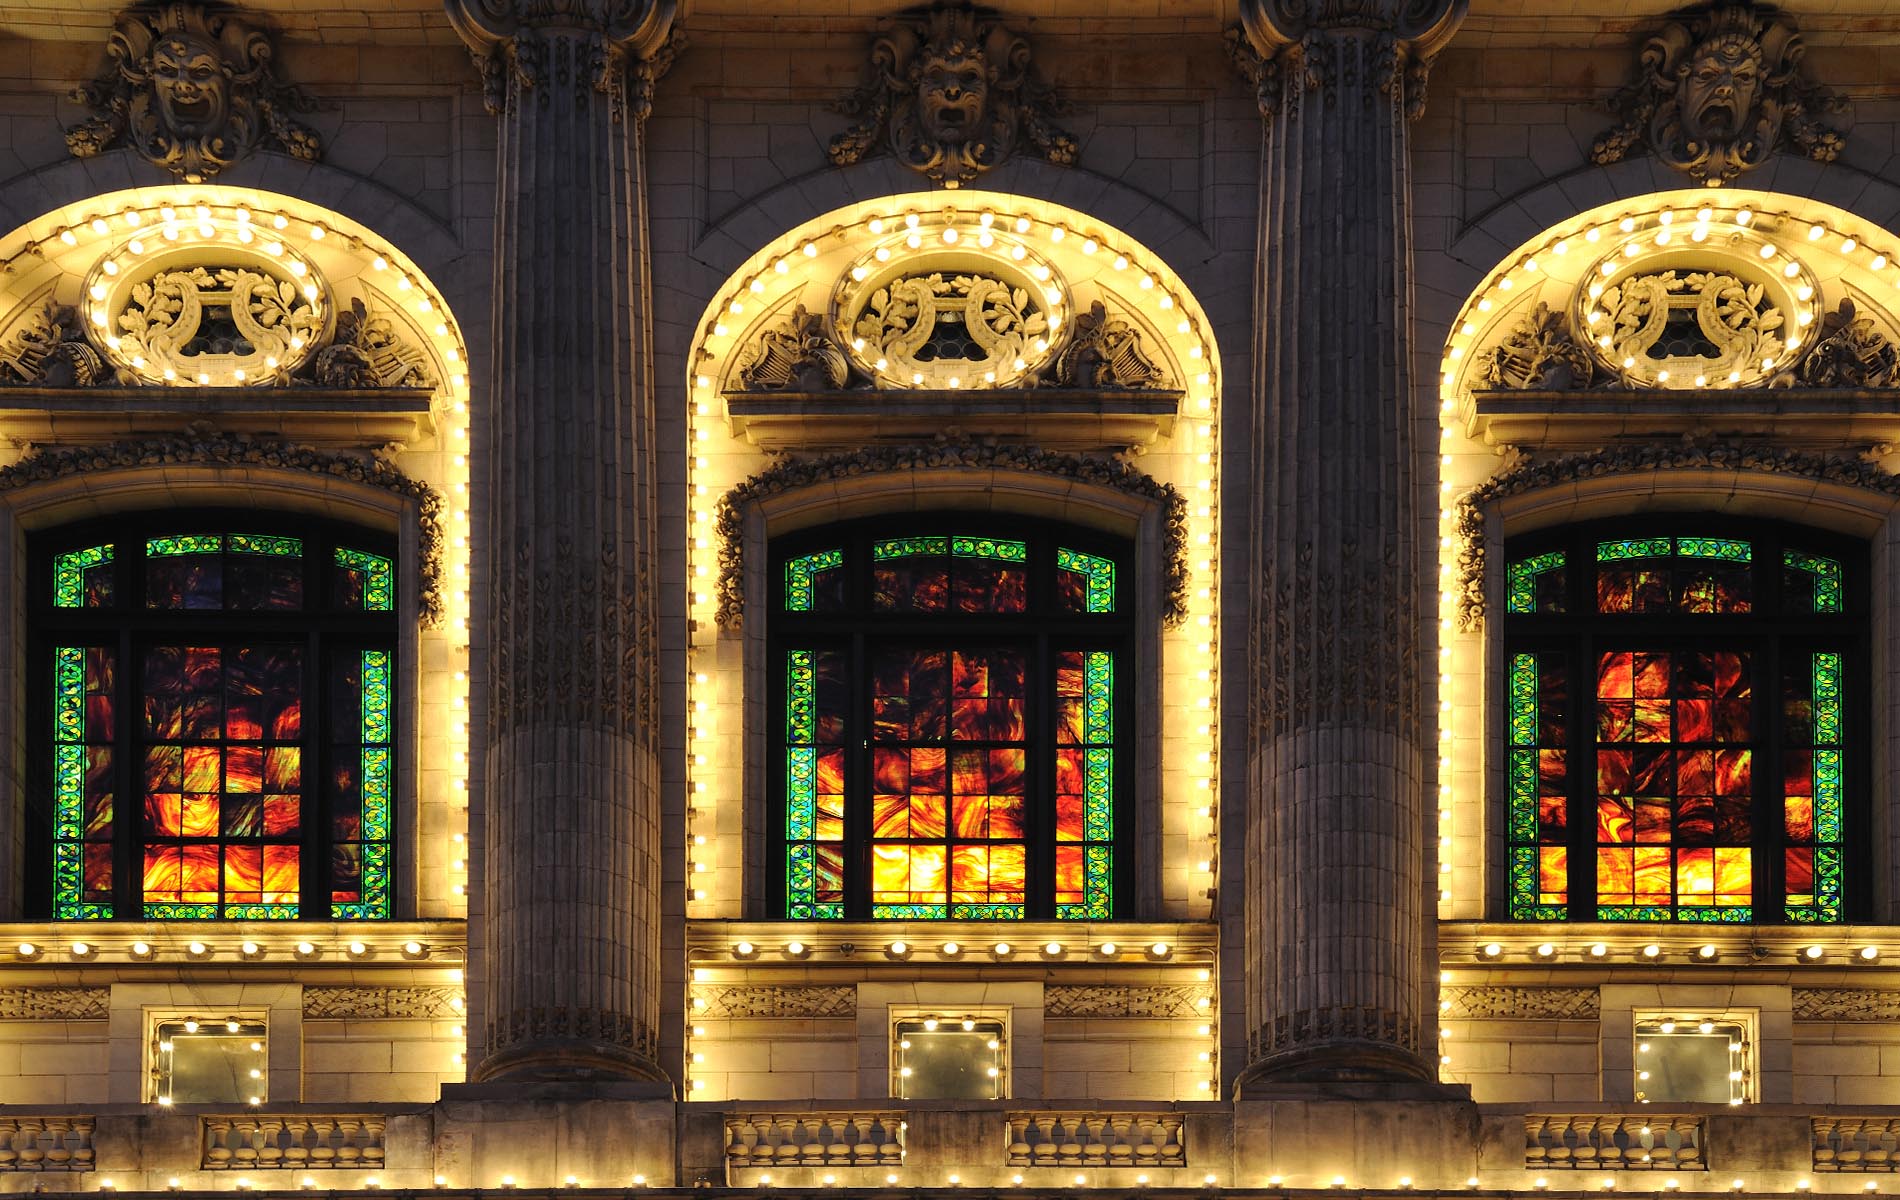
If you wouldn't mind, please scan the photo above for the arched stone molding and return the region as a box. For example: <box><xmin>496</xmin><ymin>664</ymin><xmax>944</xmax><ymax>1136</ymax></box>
<box><xmin>719</xmin><ymin>450</ymin><xmax>1179</xmax><ymax>926</ymax></box>
<box><xmin>1417</xmin><ymin>156</ymin><xmax>1900</xmax><ymax>359</ymax></box>
<box><xmin>1448</xmin><ymin>452</ymin><xmax>1900</xmax><ymax>928</ymax></box>
<box><xmin>0</xmin><ymin>437</ymin><xmax>446</xmax><ymax>922</ymax></box>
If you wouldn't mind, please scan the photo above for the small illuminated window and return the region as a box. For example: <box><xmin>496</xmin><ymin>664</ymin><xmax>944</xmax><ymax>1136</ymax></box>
<box><xmin>1634</xmin><ymin>1014</ymin><xmax>1752</xmax><ymax>1105</ymax></box>
<box><xmin>892</xmin><ymin>1013</ymin><xmax>1007</xmax><ymax>1100</ymax></box>
<box><xmin>150</xmin><ymin>1015</ymin><xmax>268</xmax><ymax>1105</ymax></box>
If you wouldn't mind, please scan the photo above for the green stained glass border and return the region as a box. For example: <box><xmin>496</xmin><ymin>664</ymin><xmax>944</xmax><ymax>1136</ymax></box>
<box><xmin>1506</xmin><ymin>652</ymin><xmax>1559</xmax><ymax>919</ymax></box>
<box><xmin>230</xmin><ymin>534</ymin><xmax>302</xmax><ymax>557</ymax></box>
<box><xmin>146</xmin><ymin>534</ymin><xmax>222</xmax><ymax>557</ymax></box>
<box><xmin>1785</xmin><ymin>550</ymin><xmax>1844</xmax><ymax>615</ymax></box>
<box><xmin>336</xmin><ymin>648</ymin><xmax>394</xmax><ymax>920</ymax></box>
<box><xmin>1675</xmin><ymin>537</ymin><xmax>1752</xmax><ymax>562</ymax></box>
<box><xmin>1506</xmin><ymin>550</ymin><xmax>1564</xmax><ymax>615</ymax></box>
<box><xmin>1789</xmin><ymin>650</ymin><xmax>1845</xmax><ymax>923</ymax></box>
<box><xmin>1056</xmin><ymin>547</ymin><xmax>1116</xmax><ymax>614</ymax></box>
<box><xmin>874</xmin><ymin>536</ymin><xmax>948</xmax><ymax>560</ymax></box>
<box><xmin>54</xmin><ymin>544</ymin><xmax>112</xmax><ymax>609</ymax></box>
<box><xmin>872</xmin><ymin>535</ymin><xmax>1028</xmax><ymax>562</ymax></box>
<box><xmin>784</xmin><ymin>649</ymin><xmax>841</xmax><ymax>920</ymax></box>
<box><xmin>1596</xmin><ymin>536</ymin><xmax>1751</xmax><ymax>563</ymax></box>
<box><xmin>784</xmin><ymin>548</ymin><xmax>843</xmax><ymax>613</ymax></box>
<box><xmin>336</xmin><ymin>547</ymin><xmax>395</xmax><ymax>612</ymax></box>
<box><xmin>53</xmin><ymin>646</ymin><xmax>109</xmax><ymax>919</ymax></box>
<box><xmin>1597</xmin><ymin>537</ymin><xmax>1674</xmax><ymax>562</ymax></box>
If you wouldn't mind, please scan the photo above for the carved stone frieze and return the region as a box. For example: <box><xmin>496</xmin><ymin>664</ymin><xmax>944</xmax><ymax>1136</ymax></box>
<box><xmin>1793</xmin><ymin>988</ymin><xmax>1900</xmax><ymax>1021</ymax></box>
<box><xmin>66</xmin><ymin>3</ymin><xmax>321</xmax><ymax>183</ymax></box>
<box><xmin>1040</xmin><ymin>301</ymin><xmax>1168</xmax><ymax>390</ymax></box>
<box><xmin>1794</xmin><ymin>299</ymin><xmax>1900</xmax><ymax>388</ymax></box>
<box><xmin>690</xmin><ymin>986</ymin><xmax>858</xmax><ymax>1019</ymax></box>
<box><xmin>1440</xmin><ymin>986</ymin><xmax>1600</xmax><ymax>1021</ymax></box>
<box><xmin>0</xmin><ymin>304</ymin><xmax>110</xmax><ymax>388</ymax></box>
<box><xmin>304</xmin><ymin>299</ymin><xmax>438</xmax><ymax>390</ymax></box>
<box><xmin>302</xmin><ymin>986</ymin><xmax>464</xmax><ymax>1019</ymax></box>
<box><xmin>829</xmin><ymin>1</ymin><xmax>1076</xmax><ymax>188</ymax></box>
<box><xmin>736</xmin><ymin>304</ymin><xmax>852</xmax><ymax>392</ymax></box>
<box><xmin>484</xmin><ymin>1006</ymin><xmax>656</xmax><ymax>1061</ymax></box>
<box><xmin>116</xmin><ymin>263</ymin><xmax>324</xmax><ymax>384</ymax></box>
<box><xmin>0</xmin><ymin>987</ymin><xmax>109</xmax><ymax>1020</ymax></box>
<box><xmin>1044</xmin><ymin>986</ymin><xmax>1212</xmax><ymax>1019</ymax></box>
<box><xmin>1456</xmin><ymin>442</ymin><xmax>1900</xmax><ymax>631</ymax></box>
<box><xmin>714</xmin><ymin>441</ymin><xmax>1189</xmax><ymax>631</ymax></box>
<box><xmin>1482</xmin><ymin>302</ymin><xmax>1594</xmax><ymax>391</ymax></box>
<box><xmin>0</xmin><ymin>434</ymin><xmax>445</xmax><ymax>628</ymax></box>
<box><xmin>1591</xmin><ymin>2</ymin><xmax>1846</xmax><ymax>185</ymax></box>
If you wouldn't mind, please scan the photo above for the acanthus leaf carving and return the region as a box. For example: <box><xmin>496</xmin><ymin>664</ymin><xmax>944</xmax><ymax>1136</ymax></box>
<box><xmin>66</xmin><ymin>2</ymin><xmax>322</xmax><ymax>183</ymax></box>
<box><xmin>828</xmin><ymin>1</ymin><xmax>1077</xmax><ymax>188</ymax></box>
<box><xmin>1481</xmin><ymin>301</ymin><xmax>1594</xmax><ymax>391</ymax></box>
<box><xmin>0</xmin><ymin>304</ymin><xmax>110</xmax><ymax>388</ymax></box>
<box><xmin>1590</xmin><ymin>1</ymin><xmax>1847</xmax><ymax>185</ymax></box>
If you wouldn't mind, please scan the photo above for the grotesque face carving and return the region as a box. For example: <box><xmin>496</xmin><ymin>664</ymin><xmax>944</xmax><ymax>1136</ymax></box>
<box><xmin>1679</xmin><ymin>33</ymin><xmax>1762</xmax><ymax>142</ymax></box>
<box><xmin>916</xmin><ymin>48</ymin><xmax>989</xmax><ymax>146</ymax></box>
<box><xmin>150</xmin><ymin>34</ymin><xmax>229</xmax><ymax>138</ymax></box>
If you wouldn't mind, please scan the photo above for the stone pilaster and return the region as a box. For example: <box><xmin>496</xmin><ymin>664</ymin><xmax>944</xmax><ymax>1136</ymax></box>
<box><xmin>448</xmin><ymin>0</ymin><xmax>680</xmax><ymax>1083</ymax></box>
<box><xmin>1233</xmin><ymin>0</ymin><xmax>1465</xmax><ymax>1086</ymax></box>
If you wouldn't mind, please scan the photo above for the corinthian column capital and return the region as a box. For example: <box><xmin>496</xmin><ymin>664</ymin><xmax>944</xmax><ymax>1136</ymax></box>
<box><xmin>1233</xmin><ymin>0</ymin><xmax>1466</xmax><ymax>120</ymax></box>
<box><xmin>445</xmin><ymin>0</ymin><xmax>681</xmax><ymax>119</ymax></box>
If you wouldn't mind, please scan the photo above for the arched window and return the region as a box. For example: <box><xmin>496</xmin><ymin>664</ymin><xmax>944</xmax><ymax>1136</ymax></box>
<box><xmin>772</xmin><ymin>517</ymin><xmax>1129</xmax><ymax>920</ymax></box>
<box><xmin>1504</xmin><ymin>520</ymin><xmax>1860</xmax><ymax>924</ymax></box>
<box><xmin>32</xmin><ymin>513</ymin><xmax>398</xmax><ymax>920</ymax></box>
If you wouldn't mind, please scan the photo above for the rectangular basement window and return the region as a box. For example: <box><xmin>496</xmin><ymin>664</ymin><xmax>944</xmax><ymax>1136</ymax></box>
<box><xmin>150</xmin><ymin>1014</ymin><xmax>268</xmax><ymax>1106</ymax></box>
<box><xmin>1634</xmin><ymin>1012</ymin><xmax>1753</xmax><ymax>1105</ymax></box>
<box><xmin>892</xmin><ymin>1012</ymin><xmax>1008</xmax><ymax>1100</ymax></box>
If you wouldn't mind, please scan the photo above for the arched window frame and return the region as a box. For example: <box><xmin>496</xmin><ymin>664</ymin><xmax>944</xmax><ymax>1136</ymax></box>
<box><xmin>1501</xmin><ymin>515</ymin><xmax>1867</xmax><ymax>925</ymax></box>
<box><xmin>27</xmin><ymin>509</ymin><xmax>401</xmax><ymax>921</ymax></box>
<box><xmin>767</xmin><ymin>513</ymin><xmax>1134</xmax><ymax>921</ymax></box>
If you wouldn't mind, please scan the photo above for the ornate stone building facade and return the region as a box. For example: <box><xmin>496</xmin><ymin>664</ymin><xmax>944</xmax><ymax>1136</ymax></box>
<box><xmin>0</xmin><ymin>0</ymin><xmax>1894</xmax><ymax>1195</ymax></box>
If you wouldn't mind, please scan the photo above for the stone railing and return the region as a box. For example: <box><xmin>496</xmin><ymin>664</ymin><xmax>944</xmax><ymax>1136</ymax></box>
<box><xmin>201</xmin><ymin>1115</ymin><xmax>387</xmax><ymax>1170</ymax></box>
<box><xmin>0</xmin><ymin>1117</ymin><xmax>94</xmax><ymax>1172</ymax></box>
<box><xmin>724</xmin><ymin>1113</ymin><xmax>905</xmax><ymax>1171</ymax></box>
<box><xmin>1814</xmin><ymin>1117</ymin><xmax>1900</xmax><ymax>1171</ymax></box>
<box><xmin>1006</xmin><ymin>1113</ymin><xmax>1187</xmax><ymax>1169</ymax></box>
<box><xmin>1524</xmin><ymin>1115</ymin><xmax>1706</xmax><ymax>1170</ymax></box>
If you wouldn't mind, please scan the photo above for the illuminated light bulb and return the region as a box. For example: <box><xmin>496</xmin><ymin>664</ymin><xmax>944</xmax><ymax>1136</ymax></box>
<box><xmin>296</xmin><ymin>940</ymin><xmax>316</xmax><ymax>956</ymax></box>
<box><xmin>1480</xmin><ymin>943</ymin><xmax>1502</xmax><ymax>958</ymax></box>
<box><xmin>1760</xmin><ymin>243</ymin><xmax>1777</xmax><ymax>259</ymax></box>
<box><xmin>889</xmin><ymin>941</ymin><xmax>909</xmax><ymax>956</ymax></box>
<box><xmin>501</xmin><ymin>1177</ymin><xmax>516</xmax><ymax>1189</ymax></box>
<box><xmin>240</xmin><ymin>941</ymin><xmax>259</xmax><ymax>956</ymax></box>
<box><xmin>1696</xmin><ymin>944</ymin><xmax>1717</xmax><ymax>960</ymax></box>
<box><xmin>1535</xmin><ymin>943</ymin><xmax>1555</xmax><ymax>958</ymax></box>
<box><xmin>1098</xmin><ymin>942</ymin><xmax>1118</xmax><ymax>957</ymax></box>
<box><xmin>993</xmin><ymin>942</ymin><xmax>1013</xmax><ymax>957</ymax></box>
<box><xmin>1805</xmin><ymin>945</ymin><xmax>1824</xmax><ymax>960</ymax></box>
<box><xmin>941</xmin><ymin>942</ymin><xmax>960</xmax><ymax>956</ymax></box>
<box><xmin>70</xmin><ymin>941</ymin><xmax>90</xmax><ymax>957</ymax></box>
<box><xmin>348</xmin><ymin>940</ymin><xmax>368</xmax><ymax>957</ymax></box>
<box><xmin>1589</xmin><ymin>943</ymin><xmax>1607</xmax><ymax>958</ymax></box>
<box><xmin>131</xmin><ymin>942</ymin><xmax>151</xmax><ymax>957</ymax></box>
<box><xmin>1044</xmin><ymin>941</ymin><xmax>1063</xmax><ymax>956</ymax></box>
<box><xmin>1864</xmin><ymin>946</ymin><xmax>1882</xmax><ymax>960</ymax></box>
<box><xmin>786</xmin><ymin>941</ymin><xmax>807</xmax><ymax>957</ymax></box>
<box><xmin>188</xmin><ymin>941</ymin><xmax>207</xmax><ymax>956</ymax></box>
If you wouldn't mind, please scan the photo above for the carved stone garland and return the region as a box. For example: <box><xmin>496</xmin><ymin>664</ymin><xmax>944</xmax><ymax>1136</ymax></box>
<box><xmin>66</xmin><ymin>2</ymin><xmax>322</xmax><ymax>183</ymax></box>
<box><xmin>1454</xmin><ymin>442</ymin><xmax>1900</xmax><ymax>632</ymax></box>
<box><xmin>1591</xmin><ymin>1</ymin><xmax>1847</xmax><ymax>185</ymax></box>
<box><xmin>0</xmin><ymin>434</ymin><xmax>445</xmax><ymax>627</ymax></box>
<box><xmin>713</xmin><ymin>441</ymin><xmax>1190</xmax><ymax>631</ymax></box>
<box><xmin>829</xmin><ymin>1</ymin><xmax>1077</xmax><ymax>188</ymax></box>
<box><xmin>850</xmin><ymin>270</ymin><xmax>1048</xmax><ymax>387</ymax></box>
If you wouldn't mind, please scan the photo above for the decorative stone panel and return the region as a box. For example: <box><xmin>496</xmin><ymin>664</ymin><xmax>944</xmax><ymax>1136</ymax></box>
<box><xmin>301</xmin><ymin>987</ymin><xmax>464</xmax><ymax>1020</ymax></box>
<box><xmin>1524</xmin><ymin>1115</ymin><xmax>1705</xmax><ymax>1170</ymax></box>
<box><xmin>1440</xmin><ymin>986</ymin><xmax>1599</xmax><ymax>1021</ymax></box>
<box><xmin>0</xmin><ymin>987</ymin><xmax>109</xmax><ymax>1020</ymax></box>
<box><xmin>1005</xmin><ymin>1113</ymin><xmax>1185</xmax><ymax>1169</ymax></box>
<box><xmin>1793</xmin><ymin>989</ymin><xmax>1900</xmax><ymax>1021</ymax></box>
<box><xmin>1043</xmin><ymin>986</ymin><xmax>1210</xmax><ymax>1019</ymax></box>
<box><xmin>693</xmin><ymin>986</ymin><xmax>857</xmax><ymax>1019</ymax></box>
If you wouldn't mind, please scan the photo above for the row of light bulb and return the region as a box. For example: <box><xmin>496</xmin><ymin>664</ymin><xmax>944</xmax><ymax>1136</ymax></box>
<box><xmin>714</xmin><ymin>938</ymin><xmax>1183</xmax><ymax>961</ymax></box>
<box><xmin>1474</xmin><ymin>940</ymin><xmax>1886</xmax><ymax>963</ymax></box>
<box><xmin>16</xmin><ymin>939</ymin><xmax>447</xmax><ymax>961</ymax></box>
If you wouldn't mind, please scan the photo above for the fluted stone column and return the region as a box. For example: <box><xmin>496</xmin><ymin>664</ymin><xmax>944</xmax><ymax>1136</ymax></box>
<box><xmin>1234</xmin><ymin>0</ymin><xmax>1465</xmax><ymax>1086</ymax></box>
<box><xmin>449</xmin><ymin>0</ymin><xmax>679</xmax><ymax>1083</ymax></box>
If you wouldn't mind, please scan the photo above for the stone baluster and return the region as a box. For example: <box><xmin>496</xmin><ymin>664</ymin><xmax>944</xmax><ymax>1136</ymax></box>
<box><xmin>447</xmin><ymin>0</ymin><xmax>680</xmax><ymax>1084</ymax></box>
<box><xmin>16</xmin><ymin>1118</ymin><xmax>45</xmax><ymax>1168</ymax></box>
<box><xmin>1109</xmin><ymin>1115</ymin><xmax>1134</xmax><ymax>1164</ymax></box>
<box><xmin>1158</xmin><ymin>1116</ymin><xmax>1185</xmax><ymax>1163</ymax></box>
<box><xmin>257</xmin><ymin>1117</ymin><xmax>285</xmax><ymax>1167</ymax></box>
<box><xmin>878</xmin><ymin>1117</ymin><xmax>902</xmax><ymax>1162</ymax></box>
<box><xmin>308</xmin><ymin>1116</ymin><xmax>337</xmax><ymax>1167</ymax></box>
<box><xmin>42</xmin><ymin>1118</ymin><xmax>71</xmax><ymax>1167</ymax></box>
<box><xmin>1033</xmin><ymin>1116</ymin><xmax>1058</xmax><ymax>1164</ymax></box>
<box><xmin>1233</xmin><ymin>0</ymin><xmax>1466</xmax><ymax>1085</ymax></box>
<box><xmin>282</xmin><ymin>1117</ymin><xmax>310</xmax><ymax>1168</ymax></box>
<box><xmin>70</xmin><ymin>1120</ymin><xmax>94</xmax><ymax>1170</ymax></box>
<box><xmin>230</xmin><ymin>1119</ymin><xmax>259</xmax><ymax>1168</ymax></box>
<box><xmin>363</xmin><ymin>1117</ymin><xmax>386</xmax><ymax>1166</ymax></box>
<box><xmin>851</xmin><ymin>1116</ymin><xmax>877</xmax><ymax>1164</ymax></box>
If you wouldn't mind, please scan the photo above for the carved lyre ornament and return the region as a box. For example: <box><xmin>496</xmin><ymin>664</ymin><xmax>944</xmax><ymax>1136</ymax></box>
<box><xmin>829</xmin><ymin>1</ymin><xmax>1077</xmax><ymax>188</ymax></box>
<box><xmin>1591</xmin><ymin>1</ymin><xmax>1847</xmax><ymax>185</ymax></box>
<box><xmin>66</xmin><ymin>3</ymin><xmax>322</xmax><ymax>183</ymax></box>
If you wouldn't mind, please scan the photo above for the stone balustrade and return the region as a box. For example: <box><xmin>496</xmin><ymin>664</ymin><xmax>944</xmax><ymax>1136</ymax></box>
<box><xmin>1006</xmin><ymin>1113</ymin><xmax>1187</xmax><ymax>1169</ymax></box>
<box><xmin>724</xmin><ymin>1113</ymin><xmax>905</xmax><ymax>1172</ymax></box>
<box><xmin>200</xmin><ymin>1115</ymin><xmax>387</xmax><ymax>1170</ymax></box>
<box><xmin>1523</xmin><ymin>1115</ymin><xmax>1705</xmax><ymax>1170</ymax></box>
<box><xmin>1814</xmin><ymin>1117</ymin><xmax>1900</xmax><ymax>1171</ymax></box>
<box><xmin>0</xmin><ymin>1117</ymin><xmax>94</xmax><ymax>1171</ymax></box>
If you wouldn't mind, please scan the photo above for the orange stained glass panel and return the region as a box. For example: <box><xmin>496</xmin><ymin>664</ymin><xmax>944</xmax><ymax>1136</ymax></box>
<box><xmin>1785</xmin><ymin>795</ymin><xmax>1815</xmax><ymax>841</ymax></box>
<box><xmin>1538</xmin><ymin>847</ymin><xmax>1567</xmax><ymax>903</ymax></box>
<box><xmin>263</xmin><ymin>796</ymin><xmax>299</xmax><ymax>836</ymax></box>
<box><xmin>951</xmin><ymin>842</ymin><xmax>1025</xmax><ymax>902</ymax></box>
<box><xmin>871</xmin><ymin>843</ymin><xmax>947</xmax><ymax>903</ymax></box>
<box><xmin>179</xmin><ymin>794</ymin><xmax>219</xmax><ymax>838</ymax></box>
<box><xmin>226</xmin><ymin>745</ymin><xmax>263</xmax><ymax>793</ymax></box>
<box><xmin>264</xmin><ymin>747</ymin><xmax>300</xmax><ymax>792</ymax></box>
<box><xmin>1056</xmin><ymin>845</ymin><xmax>1085</xmax><ymax>900</ymax></box>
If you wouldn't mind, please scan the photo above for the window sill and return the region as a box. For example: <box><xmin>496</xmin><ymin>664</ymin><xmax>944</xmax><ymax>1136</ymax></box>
<box><xmin>1464</xmin><ymin>386</ymin><xmax>1900</xmax><ymax>452</ymax></box>
<box><xmin>0</xmin><ymin>385</ymin><xmax>435</xmax><ymax>450</ymax></box>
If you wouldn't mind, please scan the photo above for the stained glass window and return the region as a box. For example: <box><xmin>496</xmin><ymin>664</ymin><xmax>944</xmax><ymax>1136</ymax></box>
<box><xmin>1505</xmin><ymin>524</ymin><xmax>1856</xmax><ymax>924</ymax></box>
<box><xmin>776</xmin><ymin>520</ymin><xmax>1126</xmax><ymax>920</ymax></box>
<box><xmin>37</xmin><ymin>517</ymin><xmax>397</xmax><ymax>920</ymax></box>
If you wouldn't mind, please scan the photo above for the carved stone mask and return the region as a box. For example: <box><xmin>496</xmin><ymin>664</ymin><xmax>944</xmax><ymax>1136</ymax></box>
<box><xmin>150</xmin><ymin>34</ymin><xmax>229</xmax><ymax>138</ymax></box>
<box><xmin>915</xmin><ymin>48</ymin><xmax>989</xmax><ymax>146</ymax></box>
<box><xmin>1679</xmin><ymin>33</ymin><xmax>1761</xmax><ymax>142</ymax></box>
